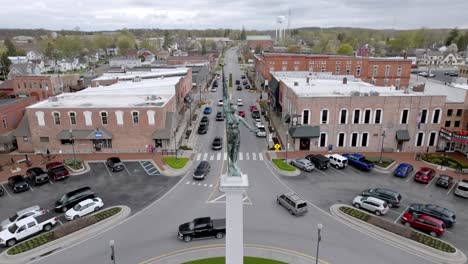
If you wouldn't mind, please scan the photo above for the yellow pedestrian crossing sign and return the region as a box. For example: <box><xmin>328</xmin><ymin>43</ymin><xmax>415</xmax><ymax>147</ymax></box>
<box><xmin>274</xmin><ymin>143</ymin><xmax>281</xmax><ymax>152</ymax></box>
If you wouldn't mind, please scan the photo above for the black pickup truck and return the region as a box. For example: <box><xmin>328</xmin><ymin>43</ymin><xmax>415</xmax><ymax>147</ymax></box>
<box><xmin>178</xmin><ymin>217</ymin><xmax>226</xmax><ymax>242</ymax></box>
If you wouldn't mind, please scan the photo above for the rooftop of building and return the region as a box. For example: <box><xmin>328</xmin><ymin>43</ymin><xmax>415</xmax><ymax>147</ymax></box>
<box><xmin>246</xmin><ymin>35</ymin><xmax>273</xmax><ymax>41</ymax></box>
<box><xmin>92</xmin><ymin>67</ymin><xmax>189</xmax><ymax>82</ymax></box>
<box><xmin>0</xmin><ymin>97</ymin><xmax>32</xmax><ymax>108</ymax></box>
<box><xmin>259</xmin><ymin>53</ymin><xmax>411</xmax><ymax>61</ymax></box>
<box><xmin>28</xmin><ymin>77</ymin><xmax>182</xmax><ymax>109</ymax></box>
<box><xmin>410</xmin><ymin>75</ymin><xmax>468</xmax><ymax>103</ymax></box>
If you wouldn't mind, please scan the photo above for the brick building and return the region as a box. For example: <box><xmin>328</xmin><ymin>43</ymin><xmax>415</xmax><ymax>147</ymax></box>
<box><xmin>255</xmin><ymin>53</ymin><xmax>412</xmax><ymax>89</ymax></box>
<box><xmin>246</xmin><ymin>36</ymin><xmax>274</xmax><ymax>52</ymax></box>
<box><xmin>15</xmin><ymin>73</ymin><xmax>192</xmax><ymax>154</ymax></box>
<box><xmin>0</xmin><ymin>97</ymin><xmax>36</xmax><ymax>152</ymax></box>
<box><xmin>11</xmin><ymin>74</ymin><xmax>80</xmax><ymax>101</ymax></box>
<box><xmin>167</xmin><ymin>54</ymin><xmax>218</xmax><ymax>71</ymax></box>
<box><xmin>459</xmin><ymin>65</ymin><xmax>468</xmax><ymax>78</ymax></box>
<box><xmin>271</xmin><ymin>72</ymin><xmax>448</xmax><ymax>153</ymax></box>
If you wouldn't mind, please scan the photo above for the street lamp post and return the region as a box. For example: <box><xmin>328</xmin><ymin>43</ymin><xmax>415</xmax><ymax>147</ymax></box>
<box><xmin>379</xmin><ymin>130</ymin><xmax>386</xmax><ymax>163</ymax></box>
<box><xmin>69</xmin><ymin>129</ymin><xmax>76</xmax><ymax>166</ymax></box>
<box><xmin>285</xmin><ymin>114</ymin><xmax>300</xmax><ymax>164</ymax></box>
<box><xmin>109</xmin><ymin>240</ymin><xmax>116</xmax><ymax>264</ymax></box>
<box><xmin>316</xmin><ymin>223</ymin><xmax>323</xmax><ymax>264</ymax></box>
<box><xmin>174</xmin><ymin>130</ymin><xmax>178</xmax><ymax>160</ymax></box>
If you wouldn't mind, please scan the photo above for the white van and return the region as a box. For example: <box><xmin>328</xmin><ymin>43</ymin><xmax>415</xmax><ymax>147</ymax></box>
<box><xmin>325</xmin><ymin>154</ymin><xmax>348</xmax><ymax>169</ymax></box>
<box><xmin>454</xmin><ymin>180</ymin><xmax>468</xmax><ymax>198</ymax></box>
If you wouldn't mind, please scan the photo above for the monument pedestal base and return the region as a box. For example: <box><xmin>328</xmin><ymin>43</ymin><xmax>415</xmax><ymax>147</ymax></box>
<box><xmin>220</xmin><ymin>173</ymin><xmax>249</xmax><ymax>264</ymax></box>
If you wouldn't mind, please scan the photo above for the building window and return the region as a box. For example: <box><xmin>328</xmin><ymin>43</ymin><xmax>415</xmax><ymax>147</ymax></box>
<box><xmin>321</xmin><ymin>61</ymin><xmax>326</xmax><ymax>65</ymax></box>
<box><xmin>335</xmin><ymin>66</ymin><xmax>340</xmax><ymax>75</ymax></box>
<box><xmin>294</xmin><ymin>61</ymin><xmax>300</xmax><ymax>65</ymax></box>
<box><xmin>415</xmin><ymin>132</ymin><xmax>424</xmax><ymax>146</ymax></box>
<box><xmin>456</xmin><ymin>109</ymin><xmax>463</xmax><ymax>116</ymax></box>
<box><xmin>337</xmin><ymin>133</ymin><xmax>346</xmax><ymax>147</ymax></box>
<box><xmin>101</xmin><ymin>112</ymin><xmax>108</xmax><ymax>125</ymax></box>
<box><xmin>2</xmin><ymin>118</ymin><xmax>6</xmax><ymax>128</ymax></box>
<box><xmin>401</xmin><ymin>109</ymin><xmax>409</xmax><ymax>124</ymax></box>
<box><xmin>373</xmin><ymin>65</ymin><xmax>378</xmax><ymax>76</ymax></box>
<box><xmin>302</xmin><ymin>110</ymin><xmax>310</xmax><ymax>125</ymax></box>
<box><xmin>40</xmin><ymin>137</ymin><xmax>49</xmax><ymax>143</ymax></box>
<box><xmin>353</xmin><ymin>109</ymin><xmax>360</xmax><ymax>124</ymax></box>
<box><xmin>420</xmin><ymin>109</ymin><xmax>428</xmax><ymax>124</ymax></box>
<box><xmin>52</xmin><ymin>112</ymin><xmax>60</xmax><ymax>125</ymax></box>
<box><xmin>454</xmin><ymin>120</ymin><xmax>460</xmax><ymax>127</ymax></box>
<box><xmin>132</xmin><ymin>111</ymin><xmax>139</xmax><ymax>124</ymax></box>
<box><xmin>269</xmin><ymin>67</ymin><xmax>274</xmax><ymax>71</ymax></box>
<box><xmin>384</xmin><ymin>79</ymin><xmax>389</xmax><ymax>86</ymax></box>
<box><xmin>447</xmin><ymin>109</ymin><xmax>453</xmax><ymax>116</ymax></box>
<box><xmin>428</xmin><ymin>132</ymin><xmax>437</xmax><ymax>146</ymax></box>
<box><xmin>321</xmin><ymin>66</ymin><xmax>325</xmax><ymax>72</ymax></box>
<box><xmin>319</xmin><ymin>133</ymin><xmax>327</xmax><ymax>147</ymax></box>
<box><xmin>339</xmin><ymin>109</ymin><xmax>348</xmax><ymax>124</ymax></box>
<box><xmin>363</xmin><ymin>109</ymin><xmax>371</xmax><ymax>124</ymax></box>
<box><xmin>61</xmin><ymin>139</ymin><xmax>73</xmax><ymax>145</ymax></box>
<box><xmin>69</xmin><ymin>112</ymin><xmax>76</xmax><ymax>125</ymax></box>
<box><xmin>155</xmin><ymin>139</ymin><xmax>163</xmax><ymax>148</ymax></box>
<box><xmin>282</xmin><ymin>61</ymin><xmax>287</xmax><ymax>65</ymax></box>
<box><xmin>336</xmin><ymin>61</ymin><xmax>341</xmax><ymax>64</ymax></box>
<box><xmin>356</xmin><ymin>66</ymin><xmax>361</xmax><ymax>77</ymax></box>
<box><xmin>350</xmin><ymin>132</ymin><xmax>358</xmax><ymax>147</ymax></box>
<box><xmin>320</xmin><ymin>109</ymin><xmax>328</xmax><ymax>124</ymax></box>
<box><xmin>395</xmin><ymin>79</ymin><xmax>400</xmax><ymax>88</ymax></box>
<box><xmin>23</xmin><ymin>137</ymin><xmax>28</xmax><ymax>142</ymax></box>
<box><xmin>361</xmin><ymin>132</ymin><xmax>369</xmax><ymax>147</ymax></box>
<box><xmin>397</xmin><ymin>65</ymin><xmax>402</xmax><ymax>76</ymax></box>
<box><xmin>432</xmin><ymin>108</ymin><xmax>441</xmax><ymax>124</ymax></box>
<box><xmin>346</xmin><ymin>66</ymin><xmax>350</xmax><ymax>75</ymax></box>
<box><xmin>374</xmin><ymin>109</ymin><xmax>382</xmax><ymax>124</ymax></box>
<box><xmin>445</xmin><ymin>121</ymin><xmax>451</xmax><ymax>127</ymax></box>
<box><xmin>385</xmin><ymin>65</ymin><xmax>390</xmax><ymax>76</ymax></box>
<box><xmin>294</xmin><ymin>66</ymin><xmax>299</xmax><ymax>71</ymax></box>
<box><xmin>282</xmin><ymin>66</ymin><xmax>287</xmax><ymax>71</ymax></box>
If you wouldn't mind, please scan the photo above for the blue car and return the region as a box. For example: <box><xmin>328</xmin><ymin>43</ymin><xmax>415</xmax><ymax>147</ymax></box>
<box><xmin>394</xmin><ymin>163</ymin><xmax>414</xmax><ymax>178</ymax></box>
<box><xmin>203</xmin><ymin>107</ymin><xmax>212</xmax><ymax>114</ymax></box>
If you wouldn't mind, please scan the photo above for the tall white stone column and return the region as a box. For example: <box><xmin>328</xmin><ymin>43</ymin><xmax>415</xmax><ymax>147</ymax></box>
<box><xmin>220</xmin><ymin>173</ymin><xmax>249</xmax><ymax>264</ymax></box>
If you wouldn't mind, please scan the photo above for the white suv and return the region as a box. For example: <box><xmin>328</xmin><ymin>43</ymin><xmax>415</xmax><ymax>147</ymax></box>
<box><xmin>454</xmin><ymin>180</ymin><xmax>468</xmax><ymax>198</ymax></box>
<box><xmin>352</xmin><ymin>195</ymin><xmax>389</xmax><ymax>216</ymax></box>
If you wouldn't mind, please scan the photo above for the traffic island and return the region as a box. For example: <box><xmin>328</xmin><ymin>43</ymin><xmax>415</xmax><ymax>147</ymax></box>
<box><xmin>366</xmin><ymin>156</ymin><xmax>395</xmax><ymax>172</ymax></box>
<box><xmin>330</xmin><ymin>204</ymin><xmax>466</xmax><ymax>264</ymax></box>
<box><xmin>269</xmin><ymin>159</ymin><xmax>300</xmax><ymax>176</ymax></box>
<box><xmin>161</xmin><ymin>157</ymin><xmax>193</xmax><ymax>177</ymax></box>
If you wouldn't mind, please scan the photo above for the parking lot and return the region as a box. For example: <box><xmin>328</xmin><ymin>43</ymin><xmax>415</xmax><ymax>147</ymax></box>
<box><xmin>0</xmin><ymin>160</ymin><xmax>180</xmax><ymax>251</ymax></box>
<box><xmin>280</xmin><ymin>162</ymin><xmax>468</xmax><ymax>253</ymax></box>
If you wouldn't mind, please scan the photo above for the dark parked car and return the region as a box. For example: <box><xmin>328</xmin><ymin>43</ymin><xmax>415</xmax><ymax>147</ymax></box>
<box><xmin>197</xmin><ymin>123</ymin><xmax>208</xmax><ymax>134</ymax></box>
<box><xmin>241</xmin><ymin>75</ymin><xmax>246</xmax><ymax>79</ymax></box>
<box><xmin>236</xmin><ymin>85</ymin><xmax>242</xmax><ymax>90</ymax></box>
<box><xmin>8</xmin><ymin>175</ymin><xmax>30</xmax><ymax>193</ymax></box>
<box><xmin>0</xmin><ymin>186</ymin><xmax>3</xmax><ymax>196</ymax></box>
<box><xmin>242</xmin><ymin>80</ymin><xmax>248</xmax><ymax>85</ymax></box>
<box><xmin>408</xmin><ymin>203</ymin><xmax>456</xmax><ymax>227</ymax></box>
<box><xmin>54</xmin><ymin>187</ymin><xmax>95</xmax><ymax>212</ymax></box>
<box><xmin>436</xmin><ymin>175</ymin><xmax>453</xmax><ymax>189</ymax></box>
<box><xmin>200</xmin><ymin>116</ymin><xmax>209</xmax><ymax>126</ymax></box>
<box><xmin>235</xmin><ymin>80</ymin><xmax>240</xmax><ymax>85</ymax></box>
<box><xmin>212</xmin><ymin>81</ymin><xmax>218</xmax><ymax>87</ymax></box>
<box><xmin>46</xmin><ymin>162</ymin><xmax>69</xmax><ymax>181</ymax></box>
<box><xmin>212</xmin><ymin>137</ymin><xmax>223</xmax><ymax>150</ymax></box>
<box><xmin>106</xmin><ymin>157</ymin><xmax>125</xmax><ymax>172</ymax></box>
<box><xmin>305</xmin><ymin>154</ymin><xmax>330</xmax><ymax>170</ymax></box>
<box><xmin>215</xmin><ymin>112</ymin><xmax>224</xmax><ymax>121</ymax></box>
<box><xmin>251</xmin><ymin>110</ymin><xmax>260</xmax><ymax>119</ymax></box>
<box><xmin>245</xmin><ymin>84</ymin><xmax>251</xmax><ymax>89</ymax></box>
<box><xmin>193</xmin><ymin>161</ymin><xmax>210</xmax><ymax>180</ymax></box>
<box><xmin>414</xmin><ymin>167</ymin><xmax>436</xmax><ymax>184</ymax></box>
<box><xmin>394</xmin><ymin>163</ymin><xmax>414</xmax><ymax>178</ymax></box>
<box><xmin>26</xmin><ymin>167</ymin><xmax>49</xmax><ymax>185</ymax></box>
<box><xmin>178</xmin><ymin>217</ymin><xmax>226</xmax><ymax>242</ymax></box>
<box><xmin>361</xmin><ymin>188</ymin><xmax>402</xmax><ymax>208</ymax></box>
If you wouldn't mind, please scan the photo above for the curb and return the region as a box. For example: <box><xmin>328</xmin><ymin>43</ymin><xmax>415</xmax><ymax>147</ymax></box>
<box><xmin>0</xmin><ymin>205</ymin><xmax>131</xmax><ymax>264</ymax></box>
<box><xmin>67</xmin><ymin>161</ymin><xmax>91</xmax><ymax>176</ymax></box>
<box><xmin>267</xmin><ymin>160</ymin><xmax>301</xmax><ymax>177</ymax></box>
<box><xmin>373</xmin><ymin>161</ymin><xmax>397</xmax><ymax>173</ymax></box>
<box><xmin>160</xmin><ymin>159</ymin><xmax>194</xmax><ymax>177</ymax></box>
<box><xmin>330</xmin><ymin>204</ymin><xmax>467</xmax><ymax>264</ymax></box>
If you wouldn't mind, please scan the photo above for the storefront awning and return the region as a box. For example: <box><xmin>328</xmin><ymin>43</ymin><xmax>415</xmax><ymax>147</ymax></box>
<box><xmin>289</xmin><ymin>125</ymin><xmax>320</xmax><ymax>138</ymax></box>
<box><xmin>57</xmin><ymin>128</ymin><xmax>112</xmax><ymax>140</ymax></box>
<box><xmin>396</xmin><ymin>130</ymin><xmax>410</xmax><ymax>141</ymax></box>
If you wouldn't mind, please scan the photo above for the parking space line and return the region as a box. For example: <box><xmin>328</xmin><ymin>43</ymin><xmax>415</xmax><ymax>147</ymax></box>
<box><xmin>49</xmin><ymin>180</ymin><xmax>54</xmax><ymax>184</ymax></box>
<box><xmin>147</xmin><ymin>168</ymin><xmax>157</xmax><ymax>174</ymax></box>
<box><xmin>405</xmin><ymin>176</ymin><xmax>413</xmax><ymax>182</ymax></box>
<box><xmin>315</xmin><ymin>169</ymin><xmax>326</xmax><ymax>175</ymax></box>
<box><xmin>125</xmin><ymin>167</ymin><xmax>133</xmax><ymax>177</ymax></box>
<box><xmin>425</xmin><ymin>177</ymin><xmax>437</xmax><ymax>189</ymax></box>
<box><xmin>1</xmin><ymin>184</ymin><xmax>12</xmax><ymax>198</ymax></box>
<box><xmin>29</xmin><ymin>185</ymin><xmax>34</xmax><ymax>192</ymax></box>
<box><xmin>186</xmin><ymin>181</ymin><xmax>190</xmax><ymax>184</ymax></box>
<box><xmin>349</xmin><ymin>167</ymin><xmax>362</xmax><ymax>174</ymax></box>
<box><xmin>104</xmin><ymin>162</ymin><xmax>112</xmax><ymax>176</ymax></box>
<box><xmin>331</xmin><ymin>167</ymin><xmax>346</xmax><ymax>175</ymax></box>
<box><xmin>394</xmin><ymin>205</ymin><xmax>410</xmax><ymax>224</ymax></box>
<box><xmin>447</xmin><ymin>183</ymin><xmax>457</xmax><ymax>195</ymax></box>
<box><xmin>57</xmin><ymin>219</ymin><xmax>63</xmax><ymax>225</ymax></box>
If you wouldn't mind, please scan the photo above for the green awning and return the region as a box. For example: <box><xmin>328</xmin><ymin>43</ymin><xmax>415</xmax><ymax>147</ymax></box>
<box><xmin>396</xmin><ymin>130</ymin><xmax>410</xmax><ymax>141</ymax></box>
<box><xmin>289</xmin><ymin>125</ymin><xmax>320</xmax><ymax>138</ymax></box>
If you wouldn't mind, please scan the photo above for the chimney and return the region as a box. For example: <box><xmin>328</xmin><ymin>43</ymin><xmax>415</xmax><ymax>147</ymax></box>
<box><xmin>403</xmin><ymin>52</ymin><xmax>408</xmax><ymax>60</ymax></box>
<box><xmin>342</xmin><ymin>77</ymin><xmax>347</xmax><ymax>84</ymax></box>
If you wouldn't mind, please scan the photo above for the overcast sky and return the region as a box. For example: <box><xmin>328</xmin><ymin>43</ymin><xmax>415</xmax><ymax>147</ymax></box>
<box><xmin>0</xmin><ymin>0</ymin><xmax>467</xmax><ymax>31</ymax></box>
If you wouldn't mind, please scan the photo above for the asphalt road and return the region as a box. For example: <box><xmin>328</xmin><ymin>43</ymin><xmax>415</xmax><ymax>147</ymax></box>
<box><xmin>31</xmin><ymin>48</ymin><xmax>443</xmax><ymax>264</ymax></box>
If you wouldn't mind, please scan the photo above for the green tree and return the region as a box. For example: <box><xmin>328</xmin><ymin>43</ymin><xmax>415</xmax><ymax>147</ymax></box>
<box><xmin>56</xmin><ymin>35</ymin><xmax>83</xmax><ymax>58</ymax></box>
<box><xmin>93</xmin><ymin>33</ymin><xmax>114</xmax><ymax>56</ymax></box>
<box><xmin>337</xmin><ymin>43</ymin><xmax>354</xmax><ymax>55</ymax></box>
<box><xmin>163</xmin><ymin>30</ymin><xmax>172</xmax><ymax>49</ymax></box>
<box><xmin>240</xmin><ymin>26</ymin><xmax>246</xmax><ymax>40</ymax></box>
<box><xmin>116</xmin><ymin>31</ymin><xmax>136</xmax><ymax>56</ymax></box>
<box><xmin>337</xmin><ymin>32</ymin><xmax>346</xmax><ymax>42</ymax></box>
<box><xmin>0</xmin><ymin>52</ymin><xmax>11</xmax><ymax>79</ymax></box>
<box><xmin>224</xmin><ymin>29</ymin><xmax>231</xmax><ymax>38</ymax></box>
<box><xmin>388</xmin><ymin>32</ymin><xmax>414</xmax><ymax>52</ymax></box>
<box><xmin>201</xmin><ymin>39</ymin><xmax>207</xmax><ymax>55</ymax></box>
<box><xmin>140</xmin><ymin>38</ymin><xmax>157</xmax><ymax>53</ymax></box>
<box><xmin>4</xmin><ymin>38</ymin><xmax>17</xmax><ymax>56</ymax></box>
<box><xmin>456</xmin><ymin>31</ymin><xmax>468</xmax><ymax>51</ymax></box>
<box><xmin>445</xmin><ymin>28</ymin><xmax>459</xmax><ymax>46</ymax></box>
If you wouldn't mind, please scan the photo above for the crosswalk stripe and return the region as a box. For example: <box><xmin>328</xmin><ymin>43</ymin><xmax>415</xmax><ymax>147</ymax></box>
<box><xmin>246</xmin><ymin>152</ymin><xmax>250</xmax><ymax>160</ymax></box>
<box><xmin>196</xmin><ymin>153</ymin><xmax>201</xmax><ymax>161</ymax></box>
<box><xmin>217</xmin><ymin>153</ymin><xmax>221</xmax><ymax>160</ymax></box>
<box><xmin>239</xmin><ymin>152</ymin><xmax>243</xmax><ymax>160</ymax></box>
<box><xmin>204</xmin><ymin>183</ymin><xmax>207</xmax><ymax>187</ymax></box>
<box><xmin>223</xmin><ymin>152</ymin><xmax>228</xmax><ymax>160</ymax></box>
<box><xmin>209</xmin><ymin>184</ymin><xmax>213</xmax><ymax>187</ymax></box>
<box><xmin>252</xmin><ymin>152</ymin><xmax>256</xmax><ymax>160</ymax></box>
<box><xmin>203</xmin><ymin>153</ymin><xmax>208</xmax><ymax>160</ymax></box>
<box><xmin>259</xmin><ymin>153</ymin><xmax>264</xmax><ymax>161</ymax></box>
<box><xmin>210</xmin><ymin>154</ymin><xmax>214</xmax><ymax>161</ymax></box>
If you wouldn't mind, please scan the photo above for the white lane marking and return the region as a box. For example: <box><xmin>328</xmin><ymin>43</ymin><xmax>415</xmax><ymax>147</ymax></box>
<box><xmin>246</xmin><ymin>152</ymin><xmax>250</xmax><ymax>160</ymax></box>
<box><xmin>217</xmin><ymin>153</ymin><xmax>221</xmax><ymax>160</ymax></box>
<box><xmin>315</xmin><ymin>169</ymin><xmax>327</xmax><ymax>175</ymax></box>
<box><xmin>209</xmin><ymin>184</ymin><xmax>213</xmax><ymax>188</ymax></box>
<box><xmin>239</xmin><ymin>152</ymin><xmax>243</xmax><ymax>160</ymax></box>
<box><xmin>425</xmin><ymin>176</ymin><xmax>437</xmax><ymax>189</ymax></box>
<box><xmin>198</xmin><ymin>183</ymin><xmax>202</xmax><ymax>186</ymax></box>
<box><xmin>1</xmin><ymin>184</ymin><xmax>12</xmax><ymax>198</ymax></box>
<box><xmin>447</xmin><ymin>182</ymin><xmax>457</xmax><ymax>195</ymax></box>
<box><xmin>204</xmin><ymin>183</ymin><xmax>207</xmax><ymax>187</ymax></box>
<box><xmin>203</xmin><ymin>153</ymin><xmax>208</xmax><ymax>160</ymax></box>
<box><xmin>210</xmin><ymin>155</ymin><xmax>214</xmax><ymax>161</ymax></box>
<box><xmin>186</xmin><ymin>181</ymin><xmax>190</xmax><ymax>184</ymax></box>
<box><xmin>211</xmin><ymin>194</ymin><xmax>226</xmax><ymax>202</ymax></box>
<box><xmin>405</xmin><ymin>176</ymin><xmax>413</xmax><ymax>182</ymax></box>
<box><xmin>48</xmin><ymin>180</ymin><xmax>54</xmax><ymax>184</ymax></box>
<box><xmin>57</xmin><ymin>219</ymin><xmax>63</xmax><ymax>225</ymax></box>
<box><xmin>330</xmin><ymin>167</ymin><xmax>346</xmax><ymax>175</ymax></box>
<box><xmin>252</xmin><ymin>153</ymin><xmax>257</xmax><ymax>160</ymax></box>
<box><xmin>192</xmin><ymin>182</ymin><xmax>196</xmax><ymax>185</ymax></box>
<box><xmin>349</xmin><ymin>167</ymin><xmax>361</xmax><ymax>174</ymax></box>
<box><xmin>29</xmin><ymin>185</ymin><xmax>34</xmax><ymax>192</ymax></box>
<box><xmin>104</xmin><ymin>162</ymin><xmax>112</xmax><ymax>176</ymax></box>
<box><xmin>196</xmin><ymin>153</ymin><xmax>202</xmax><ymax>161</ymax></box>
<box><xmin>394</xmin><ymin>205</ymin><xmax>410</xmax><ymax>224</ymax></box>
<box><xmin>125</xmin><ymin>166</ymin><xmax>133</xmax><ymax>177</ymax></box>
<box><xmin>223</xmin><ymin>152</ymin><xmax>228</xmax><ymax>160</ymax></box>
<box><xmin>259</xmin><ymin>153</ymin><xmax>264</xmax><ymax>161</ymax></box>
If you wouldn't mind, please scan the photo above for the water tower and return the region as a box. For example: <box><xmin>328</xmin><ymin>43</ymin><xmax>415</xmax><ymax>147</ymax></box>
<box><xmin>276</xmin><ymin>16</ymin><xmax>286</xmax><ymax>41</ymax></box>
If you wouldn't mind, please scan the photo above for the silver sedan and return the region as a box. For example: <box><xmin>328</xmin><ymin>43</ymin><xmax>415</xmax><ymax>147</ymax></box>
<box><xmin>290</xmin><ymin>159</ymin><xmax>315</xmax><ymax>172</ymax></box>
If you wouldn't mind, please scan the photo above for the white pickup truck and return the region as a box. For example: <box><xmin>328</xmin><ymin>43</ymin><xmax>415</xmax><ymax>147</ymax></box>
<box><xmin>0</xmin><ymin>213</ymin><xmax>58</xmax><ymax>247</ymax></box>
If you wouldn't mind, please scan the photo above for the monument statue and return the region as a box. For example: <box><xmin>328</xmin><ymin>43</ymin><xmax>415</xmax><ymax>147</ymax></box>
<box><xmin>222</xmin><ymin>66</ymin><xmax>258</xmax><ymax>177</ymax></box>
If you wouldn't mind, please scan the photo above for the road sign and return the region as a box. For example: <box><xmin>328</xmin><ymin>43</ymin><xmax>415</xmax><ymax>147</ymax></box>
<box><xmin>274</xmin><ymin>143</ymin><xmax>281</xmax><ymax>152</ymax></box>
<box><xmin>95</xmin><ymin>131</ymin><xmax>103</xmax><ymax>138</ymax></box>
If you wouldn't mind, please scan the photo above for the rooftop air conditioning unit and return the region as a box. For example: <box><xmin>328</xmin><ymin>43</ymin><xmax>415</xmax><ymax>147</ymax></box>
<box><xmin>133</xmin><ymin>77</ymin><xmax>142</xmax><ymax>82</ymax></box>
<box><xmin>49</xmin><ymin>96</ymin><xmax>58</xmax><ymax>102</ymax></box>
<box><xmin>294</xmin><ymin>82</ymin><xmax>299</xmax><ymax>86</ymax></box>
<box><xmin>150</xmin><ymin>95</ymin><xmax>157</xmax><ymax>100</ymax></box>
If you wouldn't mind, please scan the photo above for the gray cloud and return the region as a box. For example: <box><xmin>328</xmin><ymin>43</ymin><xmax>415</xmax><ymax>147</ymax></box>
<box><xmin>0</xmin><ymin>0</ymin><xmax>466</xmax><ymax>31</ymax></box>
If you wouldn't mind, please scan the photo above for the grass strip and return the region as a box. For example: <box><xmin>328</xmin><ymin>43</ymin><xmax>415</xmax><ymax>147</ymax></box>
<box><xmin>272</xmin><ymin>159</ymin><xmax>296</xmax><ymax>172</ymax></box>
<box><xmin>162</xmin><ymin>157</ymin><xmax>189</xmax><ymax>169</ymax></box>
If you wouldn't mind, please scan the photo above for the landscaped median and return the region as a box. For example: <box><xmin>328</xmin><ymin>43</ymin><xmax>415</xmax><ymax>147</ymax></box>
<box><xmin>184</xmin><ymin>257</ymin><xmax>285</xmax><ymax>264</ymax></box>
<box><xmin>162</xmin><ymin>157</ymin><xmax>189</xmax><ymax>169</ymax></box>
<box><xmin>331</xmin><ymin>204</ymin><xmax>466</xmax><ymax>264</ymax></box>
<box><xmin>366</xmin><ymin>156</ymin><xmax>395</xmax><ymax>170</ymax></box>
<box><xmin>269</xmin><ymin>159</ymin><xmax>300</xmax><ymax>176</ymax></box>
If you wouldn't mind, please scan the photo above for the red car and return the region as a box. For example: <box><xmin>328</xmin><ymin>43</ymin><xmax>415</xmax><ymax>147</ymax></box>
<box><xmin>414</xmin><ymin>167</ymin><xmax>436</xmax><ymax>183</ymax></box>
<box><xmin>46</xmin><ymin>161</ymin><xmax>70</xmax><ymax>181</ymax></box>
<box><xmin>401</xmin><ymin>212</ymin><xmax>445</xmax><ymax>237</ymax></box>
<box><xmin>238</xmin><ymin>111</ymin><xmax>245</xmax><ymax>117</ymax></box>
<box><xmin>249</xmin><ymin>105</ymin><xmax>258</xmax><ymax>112</ymax></box>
